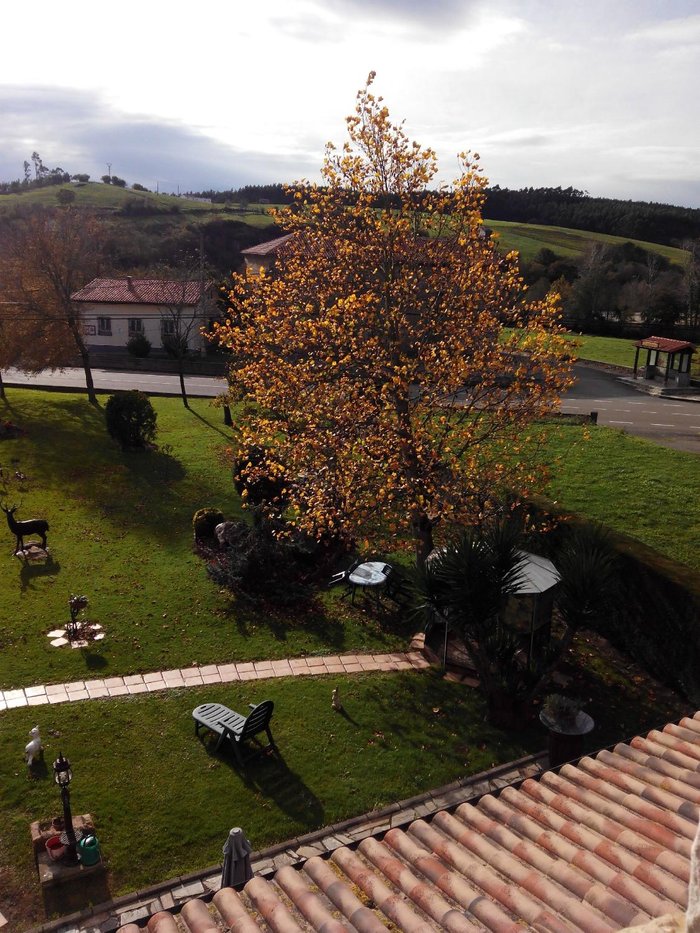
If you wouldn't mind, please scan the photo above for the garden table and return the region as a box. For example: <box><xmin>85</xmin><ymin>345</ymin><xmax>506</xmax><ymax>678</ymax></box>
<box><xmin>347</xmin><ymin>561</ymin><xmax>392</xmax><ymax>604</ymax></box>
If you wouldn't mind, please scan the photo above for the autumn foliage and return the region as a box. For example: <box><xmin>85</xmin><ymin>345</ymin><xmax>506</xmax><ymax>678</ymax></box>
<box><xmin>215</xmin><ymin>74</ymin><xmax>574</xmax><ymax>565</ymax></box>
<box><xmin>0</xmin><ymin>208</ymin><xmax>107</xmax><ymax>403</ymax></box>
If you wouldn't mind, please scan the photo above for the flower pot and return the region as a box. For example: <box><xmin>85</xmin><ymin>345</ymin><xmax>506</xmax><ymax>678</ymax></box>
<box><xmin>45</xmin><ymin>835</ymin><xmax>66</xmax><ymax>861</ymax></box>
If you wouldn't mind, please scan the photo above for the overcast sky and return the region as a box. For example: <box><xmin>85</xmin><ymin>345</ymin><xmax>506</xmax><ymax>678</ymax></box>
<box><xmin>2</xmin><ymin>0</ymin><xmax>699</xmax><ymax>206</ymax></box>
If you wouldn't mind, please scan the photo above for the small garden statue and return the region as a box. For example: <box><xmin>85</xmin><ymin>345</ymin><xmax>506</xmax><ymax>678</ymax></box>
<box><xmin>1</xmin><ymin>501</ymin><xmax>49</xmax><ymax>554</ymax></box>
<box><xmin>67</xmin><ymin>594</ymin><xmax>89</xmax><ymax>639</ymax></box>
<box><xmin>332</xmin><ymin>687</ymin><xmax>343</xmax><ymax>712</ymax></box>
<box><xmin>25</xmin><ymin>726</ymin><xmax>43</xmax><ymax>766</ymax></box>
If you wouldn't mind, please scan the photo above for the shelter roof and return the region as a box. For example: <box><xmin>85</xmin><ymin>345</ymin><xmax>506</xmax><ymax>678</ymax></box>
<box><xmin>118</xmin><ymin>711</ymin><xmax>700</xmax><ymax>932</ymax></box>
<box><xmin>635</xmin><ymin>336</ymin><xmax>696</xmax><ymax>354</ymax></box>
<box><xmin>71</xmin><ymin>278</ymin><xmax>205</xmax><ymax>305</ymax></box>
<box><xmin>516</xmin><ymin>550</ymin><xmax>561</xmax><ymax>594</ymax></box>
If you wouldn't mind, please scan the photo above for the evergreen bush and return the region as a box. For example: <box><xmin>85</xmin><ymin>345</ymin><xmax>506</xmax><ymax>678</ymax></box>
<box><xmin>104</xmin><ymin>391</ymin><xmax>157</xmax><ymax>449</ymax></box>
<box><xmin>127</xmin><ymin>333</ymin><xmax>151</xmax><ymax>357</ymax></box>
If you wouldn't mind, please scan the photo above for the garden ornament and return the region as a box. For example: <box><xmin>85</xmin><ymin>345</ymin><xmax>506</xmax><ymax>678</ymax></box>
<box><xmin>221</xmin><ymin>827</ymin><xmax>253</xmax><ymax>888</ymax></box>
<box><xmin>332</xmin><ymin>687</ymin><xmax>343</xmax><ymax>712</ymax></box>
<box><xmin>25</xmin><ymin>726</ymin><xmax>43</xmax><ymax>766</ymax></box>
<box><xmin>0</xmin><ymin>501</ymin><xmax>49</xmax><ymax>552</ymax></box>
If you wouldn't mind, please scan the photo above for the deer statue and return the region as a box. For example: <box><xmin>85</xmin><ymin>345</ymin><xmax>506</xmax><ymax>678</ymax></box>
<box><xmin>0</xmin><ymin>501</ymin><xmax>49</xmax><ymax>553</ymax></box>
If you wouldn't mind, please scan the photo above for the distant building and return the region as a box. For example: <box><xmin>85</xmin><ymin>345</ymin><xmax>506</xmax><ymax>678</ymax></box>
<box><xmin>71</xmin><ymin>277</ymin><xmax>214</xmax><ymax>352</ymax></box>
<box><xmin>240</xmin><ymin>234</ymin><xmax>293</xmax><ymax>275</ymax></box>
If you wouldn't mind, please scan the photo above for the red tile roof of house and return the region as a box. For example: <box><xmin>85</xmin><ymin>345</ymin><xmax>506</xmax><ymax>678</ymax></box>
<box><xmin>71</xmin><ymin>278</ymin><xmax>205</xmax><ymax>305</ymax></box>
<box><xmin>118</xmin><ymin>712</ymin><xmax>700</xmax><ymax>932</ymax></box>
<box><xmin>635</xmin><ymin>336</ymin><xmax>696</xmax><ymax>354</ymax></box>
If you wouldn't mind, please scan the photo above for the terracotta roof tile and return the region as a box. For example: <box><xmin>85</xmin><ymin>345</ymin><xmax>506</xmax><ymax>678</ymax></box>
<box><xmin>71</xmin><ymin>277</ymin><xmax>205</xmax><ymax>305</ymax></box>
<box><xmin>118</xmin><ymin>712</ymin><xmax>700</xmax><ymax>932</ymax></box>
<box><xmin>635</xmin><ymin>336</ymin><xmax>695</xmax><ymax>353</ymax></box>
<box><xmin>241</xmin><ymin>234</ymin><xmax>294</xmax><ymax>257</ymax></box>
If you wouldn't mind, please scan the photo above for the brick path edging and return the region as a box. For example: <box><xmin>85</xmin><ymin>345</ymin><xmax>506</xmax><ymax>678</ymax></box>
<box><xmin>0</xmin><ymin>651</ymin><xmax>432</xmax><ymax>712</ymax></box>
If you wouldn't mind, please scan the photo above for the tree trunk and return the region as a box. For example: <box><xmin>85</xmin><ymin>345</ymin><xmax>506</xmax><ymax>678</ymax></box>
<box><xmin>178</xmin><ymin>365</ymin><xmax>189</xmax><ymax>408</ymax></box>
<box><xmin>69</xmin><ymin>321</ymin><xmax>98</xmax><ymax>405</ymax></box>
<box><xmin>223</xmin><ymin>404</ymin><xmax>232</xmax><ymax>426</ymax></box>
<box><xmin>0</xmin><ymin>369</ymin><xmax>5</xmax><ymax>399</ymax></box>
<box><xmin>80</xmin><ymin>347</ymin><xmax>97</xmax><ymax>405</ymax></box>
<box><xmin>413</xmin><ymin>511</ymin><xmax>434</xmax><ymax>571</ymax></box>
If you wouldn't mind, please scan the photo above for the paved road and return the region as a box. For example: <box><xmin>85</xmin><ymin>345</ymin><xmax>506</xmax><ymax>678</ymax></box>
<box><xmin>562</xmin><ymin>364</ymin><xmax>700</xmax><ymax>453</ymax></box>
<box><xmin>2</xmin><ymin>366</ymin><xmax>226</xmax><ymax>398</ymax></box>
<box><xmin>3</xmin><ymin>363</ymin><xmax>699</xmax><ymax>452</ymax></box>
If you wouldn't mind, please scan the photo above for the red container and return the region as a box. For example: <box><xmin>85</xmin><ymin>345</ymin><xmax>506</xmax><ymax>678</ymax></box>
<box><xmin>45</xmin><ymin>835</ymin><xmax>66</xmax><ymax>861</ymax></box>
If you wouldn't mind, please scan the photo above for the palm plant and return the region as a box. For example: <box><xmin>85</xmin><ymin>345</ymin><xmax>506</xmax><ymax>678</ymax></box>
<box><xmin>415</xmin><ymin>516</ymin><xmax>619</xmax><ymax>728</ymax></box>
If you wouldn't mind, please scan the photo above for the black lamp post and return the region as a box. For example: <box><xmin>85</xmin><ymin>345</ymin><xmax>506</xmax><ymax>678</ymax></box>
<box><xmin>53</xmin><ymin>752</ymin><xmax>80</xmax><ymax>865</ymax></box>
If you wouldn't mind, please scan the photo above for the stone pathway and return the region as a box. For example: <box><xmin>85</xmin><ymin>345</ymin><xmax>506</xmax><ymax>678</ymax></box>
<box><xmin>0</xmin><ymin>651</ymin><xmax>432</xmax><ymax>711</ymax></box>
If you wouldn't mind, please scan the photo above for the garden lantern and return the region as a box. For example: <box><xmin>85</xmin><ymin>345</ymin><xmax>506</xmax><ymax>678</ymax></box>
<box><xmin>53</xmin><ymin>752</ymin><xmax>80</xmax><ymax>865</ymax></box>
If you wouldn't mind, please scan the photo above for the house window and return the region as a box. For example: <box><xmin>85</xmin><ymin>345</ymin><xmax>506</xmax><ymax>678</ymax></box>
<box><xmin>97</xmin><ymin>317</ymin><xmax>112</xmax><ymax>336</ymax></box>
<box><xmin>161</xmin><ymin>319</ymin><xmax>176</xmax><ymax>338</ymax></box>
<box><xmin>128</xmin><ymin>318</ymin><xmax>143</xmax><ymax>336</ymax></box>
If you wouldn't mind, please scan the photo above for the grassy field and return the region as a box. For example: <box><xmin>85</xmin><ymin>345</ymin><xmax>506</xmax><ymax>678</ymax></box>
<box><xmin>542</xmin><ymin>422</ymin><xmax>700</xmax><ymax>572</ymax></box>
<box><xmin>0</xmin><ymin>392</ymin><xmax>407</xmax><ymax>691</ymax></box>
<box><xmin>487</xmin><ymin>219</ymin><xmax>689</xmax><ymax>266</ymax></box>
<box><xmin>0</xmin><ymin>663</ymin><xmax>689</xmax><ymax>929</ymax></box>
<box><xmin>0</xmin><ymin>183</ymin><xmax>216</xmax><ymax>212</ymax></box>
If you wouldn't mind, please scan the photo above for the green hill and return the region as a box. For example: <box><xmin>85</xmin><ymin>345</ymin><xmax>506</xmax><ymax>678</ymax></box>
<box><xmin>486</xmin><ymin>219</ymin><xmax>688</xmax><ymax>266</ymax></box>
<box><xmin>0</xmin><ymin>185</ymin><xmax>689</xmax><ymax>269</ymax></box>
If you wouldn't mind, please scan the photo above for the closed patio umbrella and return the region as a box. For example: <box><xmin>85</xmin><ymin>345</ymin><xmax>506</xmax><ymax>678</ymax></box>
<box><xmin>221</xmin><ymin>827</ymin><xmax>254</xmax><ymax>889</ymax></box>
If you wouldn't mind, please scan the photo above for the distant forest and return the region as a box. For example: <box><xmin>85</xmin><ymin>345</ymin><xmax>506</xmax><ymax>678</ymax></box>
<box><xmin>189</xmin><ymin>183</ymin><xmax>700</xmax><ymax>248</ymax></box>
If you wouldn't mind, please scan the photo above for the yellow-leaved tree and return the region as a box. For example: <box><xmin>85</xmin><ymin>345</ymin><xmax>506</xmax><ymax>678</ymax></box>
<box><xmin>215</xmin><ymin>74</ymin><xmax>574</xmax><ymax>567</ymax></box>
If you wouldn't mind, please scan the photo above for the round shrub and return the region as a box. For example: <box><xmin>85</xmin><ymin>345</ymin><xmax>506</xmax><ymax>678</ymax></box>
<box><xmin>192</xmin><ymin>507</ymin><xmax>225</xmax><ymax>542</ymax></box>
<box><xmin>127</xmin><ymin>332</ymin><xmax>152</xmax><ymax>357</ymax></box>
<box><xmin>105</xmin><ymin>390</ymin><xmax>157</xmax><ymax>449</ymax></box>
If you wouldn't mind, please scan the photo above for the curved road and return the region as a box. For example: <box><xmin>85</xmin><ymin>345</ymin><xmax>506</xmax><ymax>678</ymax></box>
<box><xmin>562</xmin><ymin>364</ymin><xmax>700</xmax><ymax>453</ymax></box>
<box><xmin>3</xmin><ymin>363</ymin><xmax>699</xmax><ymax>453</ymax></box>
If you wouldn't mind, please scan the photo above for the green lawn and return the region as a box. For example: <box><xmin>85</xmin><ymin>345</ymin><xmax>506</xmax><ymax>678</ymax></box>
<box><xmin>0</xmin><ymin>666</ymin><xmax>689</xmax><ymax>929</ymax></box>
<box><xmin>542</xmin><ymin>423</ymin><xmax>700</xmax><ymax>572</ymax></box>
<box><xmin>0</xmin><ymin>390</ymin><xmax>698</xmax><ymax>929</ymax></box>
<box><xmin>0</xmin><ymin>391</ymin><xmax>405</xmax><ymax>691</ymax></box>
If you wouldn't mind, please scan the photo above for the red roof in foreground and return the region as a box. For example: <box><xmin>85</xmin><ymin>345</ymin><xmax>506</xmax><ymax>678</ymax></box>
<box><xmin>71</xmin><ymin>278</ymin><xmax>205</xmax><ymax>305</ymax></box>
<box><xmin>118</xmin><ymin>711</ymin><xmax>700</xmax><ymax>932</ymax></box>
<box><xmin>635</xmin><ymin>336</ymin><xmax>696</xmax><ymax>354</ymax></box>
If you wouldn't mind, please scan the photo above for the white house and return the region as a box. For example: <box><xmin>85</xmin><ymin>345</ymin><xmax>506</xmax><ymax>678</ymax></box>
<box><xmin>71</xmin><ymin>277</ymin><xmax>214</xmax><ymax>353</ymax></box>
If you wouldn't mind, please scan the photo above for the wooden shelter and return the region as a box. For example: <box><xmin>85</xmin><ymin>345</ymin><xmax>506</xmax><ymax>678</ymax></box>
<box><xmin>633</xmin><ymin>336</ymin><xmax>696</xmax><ymax>386</ymax></box>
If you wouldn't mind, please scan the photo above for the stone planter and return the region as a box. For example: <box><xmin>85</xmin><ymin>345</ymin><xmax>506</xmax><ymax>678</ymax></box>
<box><xmin>540</xmin><ymin>709</ymin><xmax>594</xmax><ymax>768</ymax></box>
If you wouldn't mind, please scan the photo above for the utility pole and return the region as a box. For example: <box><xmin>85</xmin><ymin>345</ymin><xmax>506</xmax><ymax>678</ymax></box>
<box><xmin>107</xmin><ymin>163</ymin><xmax>112</xmax><ymax>181</ymax></box>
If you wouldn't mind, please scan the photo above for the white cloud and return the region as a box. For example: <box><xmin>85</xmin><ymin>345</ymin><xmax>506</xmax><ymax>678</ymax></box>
<box><xmin>0</xmin><ymin>0</ymin><xmax>698</xmax><ymax>206</ymax></box>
